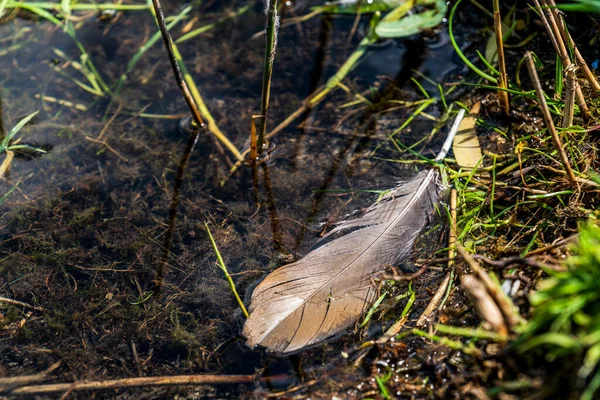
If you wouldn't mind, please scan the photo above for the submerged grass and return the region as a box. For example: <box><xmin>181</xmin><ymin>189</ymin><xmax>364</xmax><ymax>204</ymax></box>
<box><xmin>204</xmin><ymin>222</ymin><xmax>248</xmax><ymax>319</ymax></box>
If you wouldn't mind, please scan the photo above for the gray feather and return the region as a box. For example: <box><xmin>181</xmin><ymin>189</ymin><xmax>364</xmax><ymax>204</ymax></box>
<box><xmin>243</xmin><ymin>169</ymin><xmax>444</xmax><ymax>354</ymax></box>
<box><xmin>242</xmin><ymin>110</ymin><xmax>465</xmax><ymax>354</ymax></box>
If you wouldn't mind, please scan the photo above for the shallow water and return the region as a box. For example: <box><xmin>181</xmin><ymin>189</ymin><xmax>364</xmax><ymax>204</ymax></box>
<box><xmin>0</xmin><ymin>1</ymin><xmax>466</xmax><ymax>397</ymax></box>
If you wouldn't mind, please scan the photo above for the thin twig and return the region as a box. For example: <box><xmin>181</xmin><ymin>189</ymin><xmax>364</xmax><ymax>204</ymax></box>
<box><xmin>524</xmin><ymin>51</ymin><xmax>577</xmax><ymax>186</ymax></box>
<box><xmin>85</xmin><ymin>136</ymin><xmax>129</xmax><ymax>162</ymax></box>
<box><xmin>525</xmin><ymin>233</ymin><xmax>578</xmax><ymax>256</ymax></box>
<box><xmin>493</xmin><ymin>0</ymin><xmax>509</xmax><ymax>113</ymax></box>
<box><xmin>415</xmin><ymin>273</ymin><xmax>451</xmax><ymax>328</ymax></box>
<box><xmin>0</xmin><ymin>296</ymin><xmax>45</xmax><ymax>312</ymax></box>
<box><xmin>381</xmin><ymin>264</ymin><xmax>428</xmax><ymax>281</ymax></box>
<box><xmin>0</xmin><ymin>361</ymin><xmax>60</xmax><ymax>394</ymax></box>
<box><xmin>5</xmin><ymin>374</ymin><xmax>289</xmax><ymax>396</ymax></box>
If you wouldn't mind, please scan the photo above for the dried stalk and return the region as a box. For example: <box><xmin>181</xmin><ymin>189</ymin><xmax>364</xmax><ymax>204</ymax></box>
<box><xmin>5</xmin><ymin>374</ymin><xmax>288</xmax><ymax>396</ymax></box>
<box><xmin>563</xmin><ymin>64</ymin><xmax>577</xmax><ymax>128</ymax></box>
<box><xmin>457</xmin><ymin>245</ymin><xmax>523</xmax><ymax>328</ymax></box>
<box><xmin>414</xmin><ymin>189</ymin><xmax>458</xmax><ymax>328</ymax></box>
<box><xmin>535</xmin><ymin>0</ymin><xmax>589</xmax><ymax>120</ymax></box>
<box><xmin>448</xmin><ymin>188</ymin><xmax>458</xmax><ymax>270</ymax></box>
<box><xmin>493</xmin><ymin>0</ymin><xmax>509</xmax><ymax>113</ymax></box>
<box><xmin>547</xmin><ymin>0</ymin><xmax>600</xmax><ymax>92</ymax></box>
<box><xmin>0</xmin><ymin>296</ymin><xmax>45</xmax><ymax>312</ymax></box>
<box><xmin>461</xmin><ymin>274</ymin><xmax>508</xmax><ymax>336</ymax></box>
<box><xmin>525</xmin><ymin>52</ymin><xmax>577</xmax><ymax>186</ymax></box>
<box><xmin>415</xmin><ymin>273</ymin><xmax>451</xmax><ymax>328</ymax></box>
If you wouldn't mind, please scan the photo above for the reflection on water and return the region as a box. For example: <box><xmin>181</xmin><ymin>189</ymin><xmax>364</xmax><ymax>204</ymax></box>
<box><xmin>0</xmin><ymin>0</ymin><xmax>462</xmax><ymax>395</ymax></box>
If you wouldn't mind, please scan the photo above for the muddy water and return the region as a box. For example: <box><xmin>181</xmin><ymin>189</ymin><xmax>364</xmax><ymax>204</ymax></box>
<box><xmin>0</xmin><ymin>1</ymin><xmax>464</xmax><ymax>397</ymax></box>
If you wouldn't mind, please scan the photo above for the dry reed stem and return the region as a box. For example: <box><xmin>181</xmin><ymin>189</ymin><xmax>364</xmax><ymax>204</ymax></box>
<box><xmin>415</xmin><ymin>273</ymin><xmax>451</xmax><ymax>328</ymax></box>
<box><xmin>414</xmin><ymin>189</ymin><xmax>458</xmax><ymax>328</ymax></box>
<box><xmin>493</xmin><ymin>0</ymin><xmax>509</xmax><ymax>113</ymax></box>
<box><xmin>525</xmin><ymin>52</ymin><xmax>577</xmax><ymax>186</ymax></box>
<box><xmin>0</xmin><ymin>296</ymin><xmax>45</xmax><ymax>312</ymax></box>
<box><xmin>5</xmin><ymin>374</ymin><xmax>276</xmax><ymax>396</ymax></box>
<box><xmin>0</xmin><ymin>362</ymin><xmax>61</xmax><ymax>393</ymax></box>
<box><xmin>0</xmin><ymin>150</ymin><xmax>14</xmax><ymax>178</ymax></box>
<box><xmin>461</xmin><ymin>274</ymin><xmax>508</xmax><ymax>336</ymax></box>
<box><xmin>563</xmin><ymin>64</ymin><xmax>576</xmax><ymax>128</ymax></box>
<box><xmin>448</xmin><ymin>188</ymin><xmax>458</xmax><ymax>269</ymax></box>
<box><xmin>457</xmin><ymin>245</ymin><xmax>523</xmax><ymax>328</ymax></box>
<box><xmin>547</xmin><ymin>0</ymin><xmax>600</xmax><ymax>92</ymax></box>
<box><xmin>536</xmin><ymin>0</ymin><xmax>589</xmax><ymax>120</ymax></box>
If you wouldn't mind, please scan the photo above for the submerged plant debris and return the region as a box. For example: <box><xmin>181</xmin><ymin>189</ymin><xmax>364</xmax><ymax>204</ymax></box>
<box><xmin>0</xmin><ymin>0</ymin><xmax>599</xmax><ymax>399</ymax></box>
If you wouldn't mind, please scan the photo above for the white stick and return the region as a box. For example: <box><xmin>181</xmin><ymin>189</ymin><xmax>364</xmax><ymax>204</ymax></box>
<box><xmin>435</xmin><ymin>108</ymin><xmax>466</xmax><ymax>162</ymax></box>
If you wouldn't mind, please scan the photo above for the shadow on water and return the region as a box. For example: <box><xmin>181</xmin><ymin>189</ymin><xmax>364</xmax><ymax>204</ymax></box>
<box><xmin>0</xmin><ymin>0</ymin><xmax>465</xmax><ymax>397</ymax></box>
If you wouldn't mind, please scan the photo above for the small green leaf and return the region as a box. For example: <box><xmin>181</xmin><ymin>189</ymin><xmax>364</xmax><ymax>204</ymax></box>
<box><xmin>375</xmin><ymin>1</ymin><xmax>447</xmax><ymax>39</ymax></box>
<box><xmin>3</xmin><ymin>111</ymin><xmax>39</xmax><ymax>150</ymax></box>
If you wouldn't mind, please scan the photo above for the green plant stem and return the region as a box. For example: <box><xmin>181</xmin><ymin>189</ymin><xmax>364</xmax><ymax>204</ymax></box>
<box><xmin>449</xmin><ymin>0</ymin><xmax>496</xmax><ymax>83</ymax></box>
<box><xmin>148</xmin><ymin>0</ymin><xmax>243</xmax><ymax>161</ymax></box>
<box><xmin>267</xmin><ymin>0</ymin><xmax>415</xmax><ymax>140</ymax></box>
<box><xmin>436</xmin><ymin>324</ymin><xmax>508</xmax><ymax>341</ymax></box>
<box><xmin>204</xmin><ymin>222</ymin><xmax>249</xmax><ymax>318</ymax></box>
<box><xmin>150</xmin><ymin>0</ymin><xmax>205</xmax><ymax>128</ymax></box>
<box><xmin>7</xmin><ymin>1</ymin><xmax>149</xmax><ymax>11</ymax></box>
<box><xmin>176</xmin><ymin>4</ymin><xmax>251</xmax><ymax>43</ymax></box>
<box><xmin>257</xmin><ymin>0</ymin><xmax>279</xmax><ymax>152</ymax></box>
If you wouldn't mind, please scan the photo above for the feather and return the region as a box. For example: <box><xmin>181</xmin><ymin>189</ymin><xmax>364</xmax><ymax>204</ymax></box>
<box><xmin>243</xmin><ymin>110</ymin><xmax>466</xmax><ymax>354</ymax></box>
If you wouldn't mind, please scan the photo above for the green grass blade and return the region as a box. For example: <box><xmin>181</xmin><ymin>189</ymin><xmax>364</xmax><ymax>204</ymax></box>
<box><xmin>3</xmin><ymin>111</ymin><xmax>38</xmax><ymax>149</ymax></box>
<box><xmin>449</xmin><ymin>0</ymin><xmax>496</xmax><ymax>83</ymax></box>
<box><xmin>176</xmin><ymin>4</ymin><xmax>251</xmax><ymax>43</ymax></box>
<box><xmin>0</xmin><ymin>183</ymin><xmax>18</xmax><ymax>207</ymax></box>
<box><xmin>204</xmin><ymin>222</ymin><xmax>249</xmax><ymax>318</ymax></box>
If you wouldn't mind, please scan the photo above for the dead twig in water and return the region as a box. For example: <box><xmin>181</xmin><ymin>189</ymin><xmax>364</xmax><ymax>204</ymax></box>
<box><xmin>0</xmin><ymin>296</ymin><xmax>45</xmax><ymax>312</ymax></box>
<box><xmin>4</xmin><ymin>374</ymin><xmax>289</xmax><ymax>396</ymax></box>
<box><xmin>524</xmin><ymin>51</ymin><xmax>577</xmax><ymax>186</ymax></box>
<box><xmin>0</xmin><ymin>362</ymin><xmax>61</xmax><ymax>394</ymax></box>
<box><xmin>85</xmin><ymin>136</ymin><xmax>129</xmax><ymax>162</ymax></box>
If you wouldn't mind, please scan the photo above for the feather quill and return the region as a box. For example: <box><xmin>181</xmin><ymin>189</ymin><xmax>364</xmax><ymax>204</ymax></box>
<box><xmin>243</xmin><ymin>110</ymin><xmax>466</xmax><ymax>354</ymax></box>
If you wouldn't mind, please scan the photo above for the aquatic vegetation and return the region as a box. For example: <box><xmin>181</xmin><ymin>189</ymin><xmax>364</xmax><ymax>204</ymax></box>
<box><xmin>0</xmin><ymin>0</ymin><xmax>598</xmax><ymax>398</ymax></box>
<box><xmin>517</xmin><ymin>223</ymin><xmax>600</xmax><ymax>400</ymax></box>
